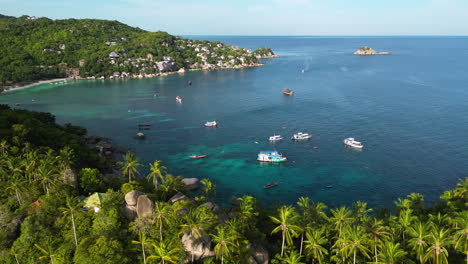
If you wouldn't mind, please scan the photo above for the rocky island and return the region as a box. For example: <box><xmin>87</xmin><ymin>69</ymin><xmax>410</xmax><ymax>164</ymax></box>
<box><xmin>0</xmin><ymin>14</ymin><xmax>278</xmax><ymax>90</ymax></box>
<box><xmin>354</xmin><ymin>46</ymin><xmax>390</xmax><ymax>55</ymax></box>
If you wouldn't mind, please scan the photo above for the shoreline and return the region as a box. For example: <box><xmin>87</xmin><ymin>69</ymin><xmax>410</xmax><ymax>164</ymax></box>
<box><xmin>2</xmin><ymin>78</ymin><xmax>70</xmax><ymax>94</ymax></box>
<box><xmin>0</xmin><ymin>63</ymin><xmax>265</xmax><ymax>94</ymax></box>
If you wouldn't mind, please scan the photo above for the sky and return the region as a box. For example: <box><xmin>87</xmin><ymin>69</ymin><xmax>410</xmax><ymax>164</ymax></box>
<box><xmin>1</xmin><ymin>0</ymin><xmax>467</xmax><ymax>35</ymax></box>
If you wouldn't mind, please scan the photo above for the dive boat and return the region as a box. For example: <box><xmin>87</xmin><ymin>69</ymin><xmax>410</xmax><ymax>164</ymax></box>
<box><xmin>269</xmin><ymin>135</ymin><xmax>283</xmax><ymax>141</ymax></box>
<box><xmin>264</xmin><ymin>181</ymin><xmax>280</xmax><ymax>189</ymax></box>
<box><xmin>205</xmin><ymin>121</ymin><xmax>218</xmax><ymax>127</ymax></box>
<box><xmin>283</xmin><ymin>88</ymin><xmax>294</xmax><ymax>96</ymax></box>
<box><xmin>135</xmin><ymin>132</ymin><xmax>145</xmax><ymax>139</ymax></box>
<box><xmin>291</xmin><ymin>132</ymin><xmax>312</xmax><ymax>140</ymax></box>
<box><xmin>176</xmin><ymin>96</ymin><xmax>182</xmax><ymax>103</ymax></box>
<box><xmin>257</xmin><ymin>151</ymin><xmax>287</xmax><ymax>163</ymax></box>
<box><xmin>190</xmin><ymin>155</ymin><xmax>207</xmax><ymax>159</ymax></box>
<box><xmin>343</xmin><ymin>138</ymin><xmax>363</xmax><ymax>149</ymax></box>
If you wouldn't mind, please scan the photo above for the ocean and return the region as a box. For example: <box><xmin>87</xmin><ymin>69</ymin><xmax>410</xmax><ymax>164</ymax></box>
<box><xmin>2</xmin><ymin>36</ymin><xmax>468</xmax><ymax>208</ymax></box>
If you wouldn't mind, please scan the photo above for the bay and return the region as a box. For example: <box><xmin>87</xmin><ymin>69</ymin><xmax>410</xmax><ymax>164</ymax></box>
<box><xmin>2</xmin><ymin>36</ymin><xmax>468</xmax><ymax>208</ymax></box>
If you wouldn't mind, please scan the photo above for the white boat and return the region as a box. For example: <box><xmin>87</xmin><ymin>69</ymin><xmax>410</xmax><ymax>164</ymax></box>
<box><xmin>257</xmin><ymin>151</ymin><xmax>287</xmax><ymax>163</ymax></box>
<box><xmin>343</xmin><ymin>138</ymin><xmax>363</xmax><ymax>149</ymax></box>
<box><xmin>205</xmin><ymin>121</ymin><xmax>217</xmax><ymax>127</ymax></box>
<box><xmin>291</xmin><ymin>132</ymin><xmax>312</xmax><ymax>140</ymax></box>
<box><xmin>269</xmin><ymin>135</ymin><xmax>283</xmax><ymax>141</ymax></box>
<box><xmin>176</xmin><ymin>96</ymin><xmax>182</xmax><ymax>103</ymax></box>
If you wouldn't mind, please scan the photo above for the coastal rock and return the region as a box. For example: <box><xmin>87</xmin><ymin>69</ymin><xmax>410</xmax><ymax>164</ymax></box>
<box><xmin>178</xmin><ymin>67</ymin><xmax>186</xmax><ymax>73</ymax></box>
<box><xmin>248</xmin><ymin>244</ymin><xmax>270</xmax><ymax>264</ymax></box>
<box><xmin>182</xmin><ymin>178</ymin><xmax>200</xmax><ymax>190</ymax></box>
<box><xmin>136</xmin><ymin>195</ymin><xmax>154</xmax><ymax>218</ymax></box>
<box><xmin>253</xmin><ymin>47</ymin><xmax>278</xmax><ymax>58</ymax></box>
<box><xmin>168</xmin><ymin>192</ymin><xmax>190</xmax><ymax>204</ymax></box>
<box><xmin>125</xmin><ymin>190</ymin><xmax>143</xmax><ymax>206</ymax></box>
<box><xmin>181</xmin><ymin>232</ymin><xmax>215</xmax><ymax>261</ymax></box>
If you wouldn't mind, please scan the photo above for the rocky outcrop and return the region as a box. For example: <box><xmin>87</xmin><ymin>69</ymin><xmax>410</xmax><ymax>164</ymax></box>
<box><xmin>85</xmin><ymin>136</ymin><xmax>114</xmax><ymax>156</ymax></box>
<box><xmin>122</xmin><ymin>205</ymin><xmax>137</xmax><ymax>221</ymax></box>
<box><xmin>181</xmin><ymin>232</ymin><xmax>215</xmax><ymax>261</ymax></box>
<box><xmin>136</xmin><ymin>195</ymin><xmax>154</xmax><ymax>218</ymax></box>
<box><xmin>168</xmin><ymin>192</ymin><xmax>190</xmax><ymax>204</ymax></box>
<box><xmin>253</xmin><ymin>47</ymin><xmax>279</xmax><ymax>58</ymax></box>
<box><xmin>201</xmin><ymin>202</ymin><xmax>229</xmax><ymax>223</ymax></box>
<box><xmin>354</xmin><ymin>46</ymin><xmax>390</xmax><ymax>55</ymax></box>
<box><xmin>248</xmin><ymin>244</ymin><xmax>270</xmax><ymax>264</ymax></box>
<box><xmin>283</xmin><ymin>88</ymin><xmax>294</xmax><ymax>96</ymax></box>
<box><xmin>182</xmin><ymin>178</ymin><xmax>200</xmax><ymax>190</ymax></box>
<box><xmin>125</xmin><ymin>190</ymin><xmax>143</xmax><ymax>206</ymax></box>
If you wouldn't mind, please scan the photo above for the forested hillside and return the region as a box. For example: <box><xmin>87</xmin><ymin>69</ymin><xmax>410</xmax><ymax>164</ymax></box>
<box><xmin>0</xmin><ymin>106</ymin><xmax>466</xmax><ymax>264</ymax></box>
<box><xmin>0</xmin><ymin>15</ymin><xmax>271</xmax><ymax>88</ymax></box>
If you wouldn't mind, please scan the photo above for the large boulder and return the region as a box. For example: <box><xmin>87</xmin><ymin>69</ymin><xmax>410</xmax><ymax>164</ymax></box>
<box><xmin>181</xmin><ymin>232</ymin><xmax>215</xmax><ymax>261</ymax></box>
<box><xmin>248</xmin><ymin>244</ymin><xmax>269</xmax><ymax>264</ymax></box>
<box><xmin>125</xmin><ymin>190</ymin><xmax>143</xmax><ymax>206</ymax></box>
<box><xmin>354</xmin><ymin>46</ymin><xmax>376</xmax><ymax>55</ymax></box>
<box><xmin>182</xmin><ymin>178</ymin><xmax>200</xmax><ymax>190</ymax></box>
<box><xmin>122</xmin><ymin>205</ymin><xmax>137</xmax><ymax>221</ymax></box>
<box><xmin>136</xmin><ymin>195</ymin><xmax>154</xmax><ymax>218</ymax></box>
<box><xmin>168</xmin><ymin>192</ymin><xmax>190</xmax><ymax>204</ymax></box>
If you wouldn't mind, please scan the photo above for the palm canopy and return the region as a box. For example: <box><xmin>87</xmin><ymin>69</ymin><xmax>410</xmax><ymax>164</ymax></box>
<box><xmin>270</xmin><ymin>205</ymin><xmax>301</xmax><ymax>257</ymax></box>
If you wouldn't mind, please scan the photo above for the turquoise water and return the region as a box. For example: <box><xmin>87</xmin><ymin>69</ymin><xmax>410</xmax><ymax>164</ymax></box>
<box><xmin>2</xmin><ymin>36</ymin><xmax>468</xmax><ymax>208</ymax></box>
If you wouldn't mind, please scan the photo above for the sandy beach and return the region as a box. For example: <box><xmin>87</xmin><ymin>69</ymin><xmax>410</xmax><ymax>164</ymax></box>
<box><xmin>2</xmin><ymin>78</ymin><xmax>70</xmax><ymax>93</ymax></box>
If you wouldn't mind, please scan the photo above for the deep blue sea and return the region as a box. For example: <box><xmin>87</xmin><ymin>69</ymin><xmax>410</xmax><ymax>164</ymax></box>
<box><xmin>2</xmin><ymin>36</ymin><xmax>468</xmax><ymax>208</ymax></box>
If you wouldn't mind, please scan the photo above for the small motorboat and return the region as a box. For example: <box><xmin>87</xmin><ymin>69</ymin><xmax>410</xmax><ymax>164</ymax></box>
<box><xmin>325</xmin><ymin>185</ymin><xmax>333</xmax><ymax>189</ymax></box>
<box><xmin>269</xmin><ymin>135</ymin><xmax>283</xmax><ymax>141</ymax></box>
<box><xmin>264</xmin><ymin>181</ymin><xmax>280</xmax><ymax>189</ymax></box>
<box><xmin>188</xmin><ymin>80</ymin><xmax>192</xmax><ymax>85</ymax></box>
<box><xmin>190</xmin><ymin>155</ymin><xmax>207</xmax><ymax>159</ymax></box>
<box><xmin>283</xmin><ymin>88</ymin><xmax>294</xmax><ymax>96</ymax></box>
<box><xmin>257</xmin><ymin>151</ymin><xmax>287</xmax><ymax>163</ymax></box>
<box><xmin>291</xmin><ymin>132</ymin><xmax>312</xmax><ymax>140</ymax></box>
<box><xmin>205</xmin><ymin>121</ymin><xmax>218</xmax><ymax>127</ymax></box>
<box><xmin>176</xmin><ymin>96</ymin><xmax>182</xmax><ymax>103</ymax></box>
<box><xmin>343</xmin><ymin>138</ymin><xmax>364</xmax><ymax>149</ymax></box>
<box><xmin>135</xmin><ymin>132</ymin><xmax>145</xmax><ymax>139</ymax></box>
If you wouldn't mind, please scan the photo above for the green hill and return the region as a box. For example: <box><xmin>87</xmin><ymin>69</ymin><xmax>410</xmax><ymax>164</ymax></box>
<box><xmin>0</xmin><ymin>15</ymin><xmax>274</xmax><ymax>88</ymax></box>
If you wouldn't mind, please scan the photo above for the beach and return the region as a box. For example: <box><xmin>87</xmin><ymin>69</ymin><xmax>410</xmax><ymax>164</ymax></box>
<box><xmin>2</xmin><ymin>78</ymin><xmax>70</xmax><ymax>93</ymax></box>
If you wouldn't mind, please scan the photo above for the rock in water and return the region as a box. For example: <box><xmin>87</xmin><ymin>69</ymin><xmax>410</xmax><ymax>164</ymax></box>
<box><xmin>125</xmin><ymin>190</ymin><xmax>143</xmax><ymax>206</ymax></box>
<box><xmin>136</xmin><ymin>195</ymin><xmax>154</xmax><ymax>218</ymax></box>
<box><xmin>354</xmin><ymin>46</ymin><xmax>376</xmax><ymax>55</ymax></box>
<box><xmin>182</xmin><ymin>178</ymin><xmax>201</xmax><ymax>190</ymax></box>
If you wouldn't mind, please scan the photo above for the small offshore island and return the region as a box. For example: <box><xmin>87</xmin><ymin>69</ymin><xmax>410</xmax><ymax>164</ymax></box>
<box><xmin>354</xmin><ymin>46</ymin><xmax>390</xmax><ymax>55</ymax></box>
<box><xmin>0</xmin><ymin>14</ymin><xmax>277</xmax><ymax>92</ymax></box>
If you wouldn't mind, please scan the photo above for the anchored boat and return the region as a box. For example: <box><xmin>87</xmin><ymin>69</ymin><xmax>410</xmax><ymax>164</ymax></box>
<box><xmin>291</xmin><ymin>132</ymin><xmax>312</xmax><ymax>140</ymax></box>
<box><xmin>264</xmin><ymin>181</ymin><xmax>280</xmax><ymax>189</ymax></box>
<box><xmin>205</xmin><ymin>121</ymin><xmax>218</xmax><ymax>127</ymax></box>
<box><xmin>257</xmin><ymin>151</ymin><xmax>287</xmax><ymax>163</ymax></box>
<box><xmin>269</xmin><ymin>135</ymin><xmax>283</xmax><ymax>141</ymax></box>
<box><xmin>190</xmin><ymin>155</ymin><xmax>207</xmax><ymax>159</ymax></box>
<box><xmin>343</xmin><ymin>138</ymin><xmax>363</xmax><ymax>149</ymax></box>
<box><xmin>176</xmin><ymin>96</ymin><xmax>182</xmax><ymax>103</ymax></box>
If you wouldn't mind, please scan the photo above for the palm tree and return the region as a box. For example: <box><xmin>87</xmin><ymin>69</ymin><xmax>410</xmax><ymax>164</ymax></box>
<box><xmin>200</xmin><ymin>178</ymin><xmax>216</xmax><ymax>200</ymax></box>
<box><xmin>154</xmin><ymin>202</ymin><xmax>173</xmax><ymax>240</ymax></box>
<box><xmin>397</xmin><ymin>209</ymin><xmax>415</xmax><ymax>242</ymax></box>
<box><xmin>310</xmin><ymin>201</ymin><xmax>328</xmax><ymax>224</ymax></box>
<box><xmin>453</xmin><ymin>211</ymin><xmax>468</xmax><ymax>264</ymax></box>
<box><xmin>118</xmin><ymin>152</ymin><xmax>142</xmax><ymax>182</ymax></box>
<box><xmin>0</xmin><ymin>139</ymin><xmax>9</xmax><ymax>155</ymax></box>
<box><xmin>408</xmin><ymin>220</ymin><xmax>430</xmax><ymax>264</ymax></box>
<box><xmin>352</xmin><ymin>201</ymin><xmax>372</xmax><ymax>225</ymax></box>
<box><xmin>211</xmin><ymin>225</ymin><xmax>239</xmax><ymax>264</ymax></box>
<box><xmin>180</xmin><ymin>207</ymin><xmax>215</xmax><ymax>262</ymax></box>
<box><xmin>60</xmin><ymin>196</ymin><xmax>80</xmax><ymax>247</ymax></box>
<box><xmin>34</xmin><ymin>242</ymin><xmax>63</xmax><ymax>264</ymax></box>
<box><xmin>270</xmin><ymin>205</ymin><xmax>301</xmax><ymax>257</ymax></box>
<box><xmin>36</xmin><ymin>162</ymin><xmax>59</xmax><ymax>195</ymax></box>
<box><xmin>424</xmin><ymin>227</ymin><xmax>451</xmax><ymax>264</ymax></box>
<box><xmin>237</xmin><ymin>196</ymin><xmax>259</xmax><ymax>231</ymax></box>
<box><xmin>56</xmin><ymin>146</ymin><xmax>74</xmax><ymax>172</ymax></box>
<box><xmin>365</xmin><ymin>218</ymin><xmax>390</xmax><ymax>264</ymax></box>
<box><xmin>6</xmin><ymin>176</ymin><xmax>26</xmax><ymax>206</ymax></box>
<box><xmin>297</xmin><ymin>197</ymin><xmax>311</xmax><ymax>256</ymax></box>
<box><xmin>147</xmin><ymin>160</ymin><xmax>167</xmax><ymax>188</ymax></box>
<box><xmin>132</xmin><ymin>231</ymin><xmax>150</xmax><ymax>264</ymax></box>
<box><xmin>304</xmin><ymin>227</ymin><xmax>328</xmax><ymax>264</ymax></box>
<box><xmin>330</xmin><ymin>206</ymin><xmax>353</xmax><ymax>238</ymax></box>
<box><xmin>378</xmin><ymin>241</ymin><xmax>407</xmax><ymax>264</ymax></box>
<box><xmin>146</xmin><ymin>240</ymin><xmax>183</xmax><ymax>264</ymax></box>
<box><xmin>281</xmin><ymin>250</ymin><xmax>305</xmax><ymax>264</ymax></box>
<box><xmin>340</xmin><ymin>226</ymin><xmax>371</xmax><ymax>264</ymax></box>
